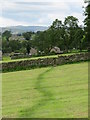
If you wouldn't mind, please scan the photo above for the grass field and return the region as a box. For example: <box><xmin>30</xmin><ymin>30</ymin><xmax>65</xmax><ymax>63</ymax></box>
<box><xmin>2</xmin><ymin>62</ymin><xmax>88</xmax><ymax>118</ymax></box>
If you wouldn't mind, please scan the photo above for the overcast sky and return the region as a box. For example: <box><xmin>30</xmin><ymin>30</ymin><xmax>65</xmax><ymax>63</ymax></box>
<box><xmin>0</xmin><ymin>0</ymin><xmax>85</xmax><ymax>27</ymax></box>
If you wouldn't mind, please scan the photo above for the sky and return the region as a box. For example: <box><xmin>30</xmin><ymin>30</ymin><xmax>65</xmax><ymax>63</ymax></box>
<box><xmin>0</xmin><ymin>0</ymin><xmax>85</xmax><ymax>27</ymax></box>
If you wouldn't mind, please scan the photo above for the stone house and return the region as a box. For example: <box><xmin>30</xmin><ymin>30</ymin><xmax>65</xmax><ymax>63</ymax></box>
<box><xmin>29</xmin><ymin>47</ymin><xmax>37</xmax><ymax>56</ymax></box>
<box><xmin>50</xmin><ymin>46</ymin><xmax>63</xmax><ymax>54</ymax></box>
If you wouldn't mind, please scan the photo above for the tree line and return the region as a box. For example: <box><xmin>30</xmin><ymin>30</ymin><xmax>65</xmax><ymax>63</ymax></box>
<box><xmin>2</xmin><ymin>1</ymin><xmax>90</xmax><ymax>55</ymax></box>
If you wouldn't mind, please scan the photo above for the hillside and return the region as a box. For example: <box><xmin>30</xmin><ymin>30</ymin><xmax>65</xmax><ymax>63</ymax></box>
<box><xmin>0</xmin><ymin>25</ymin><xmax>48</xmax><ymax>34</ymax></box>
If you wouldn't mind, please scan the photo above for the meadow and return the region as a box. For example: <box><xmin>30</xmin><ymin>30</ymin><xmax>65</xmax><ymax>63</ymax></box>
<box><xmin>2</xmin><ymin>62</ymin><xmax>88</xmax><ymax>118</ymax></box>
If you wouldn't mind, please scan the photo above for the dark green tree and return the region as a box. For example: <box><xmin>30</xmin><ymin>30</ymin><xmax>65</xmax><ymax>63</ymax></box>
<box><xmin>22</xmin><ymin>32</ymin><xmax>33</xmax><ymax>40</ymax></box>
<box><xmin>22</xmin><ymin>32</ymin><xmax>34</xmax><ymax>54</ymax></box>
<box><xmin>2</xmin><ymin>30</ymin><xmax>11</xmax><ymax>41</ymax></box>
<box><xmin>49</xmin><ymin>19</ymin><xmax>63</xmax><ymax>48</ymax></box>
<box><xmin>9</xmin><ymin>40</ymin><xmax>21</xmax><ymax>52</ymax></box>
<box><xmin>2</xmin><ymin>39</ymin><xmax>10</xmax><ymax>53</ymax></box>
<box><xmin>73</xmin><ymin>27</ymin><xmax>84</xmax><ymax>51</ymax></box>
<box><xmin>84</xmin><ymin>0</ymin><xmax>90</xmax><ymax>51</ymax></box>
<box><xmin>22</xmin><ymin>40</ymin><xmax>31</xmax><ymax>54</ymax></box>
<box><xmin>64</xmin><ymin>16</ymin><xmax>79</xmax><ymax>51</ymax></box>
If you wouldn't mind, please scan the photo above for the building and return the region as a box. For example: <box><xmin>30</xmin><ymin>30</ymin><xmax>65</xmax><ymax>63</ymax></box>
<box><xmin>29</xmin><ymin>47</ymin><xmax>37</xmax><ymax>56</ymax></box>
<box><xmin>50</xmin><ymin>46</ymin><xmax>63</xmax><ymax>54</ymax></box>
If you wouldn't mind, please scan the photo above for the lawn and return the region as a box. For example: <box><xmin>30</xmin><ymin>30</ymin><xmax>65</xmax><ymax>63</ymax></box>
<box><xmin>2</xmin><ymin>62</ymin><xmax>88</xmax><ymax>118</ymax></box>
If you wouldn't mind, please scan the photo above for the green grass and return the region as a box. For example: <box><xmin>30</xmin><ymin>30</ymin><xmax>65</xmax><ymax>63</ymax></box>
<box><xmin>2</xmin><ymin>56</ymin><xmax>11</xmax><ymax>61</ymax></box>
<box><xmin>1</xmin><ymin>51</ymin><xmax>87</xmax><ymax>63</ymax></box>
<box><xmin>2</xmin><ymin>62</ymin><xmax>88</xmax><ymax>118</ymax></box>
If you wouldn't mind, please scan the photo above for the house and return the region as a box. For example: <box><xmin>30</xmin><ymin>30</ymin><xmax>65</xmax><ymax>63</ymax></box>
<box><xmin>29</xmin><ymin>47</ymin><xmax>37</xmax><ymax>56</ymax></box>
<box><xmin>50</xmin><ymin>46</ymin><xmax>63</xmax><ymax>54</ymax></box>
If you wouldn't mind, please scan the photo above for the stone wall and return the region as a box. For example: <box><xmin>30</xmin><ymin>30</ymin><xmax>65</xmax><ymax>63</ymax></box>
<box><xmin>11</xmin><ymin>54</ymin><xmax>31</xmax><ymax>59</ymax></box>
<box><xmin>1</xmin><ymin>53</ymin><xmax>89</xmax><ymax>72</ymax></box>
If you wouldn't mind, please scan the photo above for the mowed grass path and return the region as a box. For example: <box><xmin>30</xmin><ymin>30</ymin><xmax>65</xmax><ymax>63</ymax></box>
<box><xmin>2</xmin><ymin>62</ymin><xmax>88</xmax><ymax>118</ymax></box>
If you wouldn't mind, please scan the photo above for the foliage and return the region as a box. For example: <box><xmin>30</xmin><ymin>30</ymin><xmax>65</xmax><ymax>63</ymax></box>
<box><xmin>2</xmin><ymin>30</ymin><xmax>11</xmax><ymax>41</ymax></box>
<box><xmin>84</xmin><ymin>0</ymin><xmax>90</xmax><ymax>50</ymax></box>
<box><xmin>33</xmin><ymin>16</ymin><xmax>87</xmax><ymax>53</ymax></box>
<box><xmin>22</xmin><ymin>40</ymin><xmax>31</xmax><ymax>54</ymax></box>
<box><xmin>2</xmin><ymin>39</ymin><xmax>21</xmax><ymax>53</ymax></box>
<box><xmin>2</xmin><ymin>15</ymin><xmax>88</xmax><ymax>55</ymax></box>
<box><xmin>22</xmin><ymin>32</ymin><xmax>34</xmax><ymax>54</ymax></box>
<box><xmin>22</xmin><ymin>32</ymin><xmax>33</xmax><ymax>40</ymax></box>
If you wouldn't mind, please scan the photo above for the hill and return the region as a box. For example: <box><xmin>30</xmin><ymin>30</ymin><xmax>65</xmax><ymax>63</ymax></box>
<box><xmin>0</xmin><ymin>25</ymin><xmax>48</xmax><ymax>34</ymax></box>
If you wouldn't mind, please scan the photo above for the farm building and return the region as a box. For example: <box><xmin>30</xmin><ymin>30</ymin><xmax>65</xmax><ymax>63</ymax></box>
<box><xmin>29</xmin><ymin>47</ymin><xmax>37</xmax><ymax>56</ymax></box>
<box><xmin>50</xmin><ymin>46</ymin><xmax>63</xmax><ymax>54</ymax></box>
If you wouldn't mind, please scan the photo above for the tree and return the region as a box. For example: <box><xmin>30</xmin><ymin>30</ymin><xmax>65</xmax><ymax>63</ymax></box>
<box><xmin>59</xmin><ymin>26</ymin><xmax>70</xmax><ymax>52</ymax></box>
<box><xmin>33</xmin><ymin>31</ymin><xmax>46</xmax><ymax>54</ymax></box>
<box><xmin>22</xmin><ymin>40</ymin><xmax>31</xmax><ymax>54</ymax></box>
<box><xmin>2</xmin><ymin>39</ymin><xmax>10</xmax><ymax>53</ymax></box>
<box><xmin>9</xmin><ymin>40</ymin><xmax>21</xmax><ymax>52</ymax></box>
<box><xmin>22</xmin><ymin>32</ymin><xmax>33</xmax><ymax>40</ymax></box>
<box><xmin>84</xmin><ymin>0</ymin><xmax>90</xmax><ymax>51</ymax></box>
<box><xmin>32</xmin><ymin>30</ymin><xmax>53</xmax><ymax>55</ymax></box>
<box><xmin>2</xmin><ymin>30</ymin><xmax>11</xmax><ymax>41</ymax></box>
<box><xmin>49</xmin><ymin>19</ymin><xmax>63</xmax><ymax>47</ymax></box>
<box><xmin>64</xmin><ymin>16</ymin><xmax>79</xmax><ymax>28</ymax></box>
<box><xmin>22</xmin><ymin>32</ymin><xmax>34</xmax><ymax>54</ymax></box>
<box><xmin>73</xmin><ymin>27</ymin><xmax>84</xmax><ymax>51</ymax></box>
<box><xmin>64</xmin><ymin>16</ymin><xmax>79</xmax><ymax>51</ymax></box>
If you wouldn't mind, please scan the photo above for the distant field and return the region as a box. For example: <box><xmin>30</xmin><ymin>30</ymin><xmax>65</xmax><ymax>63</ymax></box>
<box><xmin>2</xmin><ymin>62</ymin><xmax>88</xmax><ymax>118</ymax></box>
<box><xmin>2</xmin><ymin>50</ymin><xmax>87</xmax><ymax>63</ymax></box>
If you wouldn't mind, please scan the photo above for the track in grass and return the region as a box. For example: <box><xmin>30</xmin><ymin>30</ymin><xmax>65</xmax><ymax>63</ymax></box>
<box><xmin>20</xmin><ymin>67</ymin><xmax>54</xmax><ymax>117</ymax></box>
<box><xmin>2</xmin><ymin>62</ymin><xmax>88</xmax><ymax>118</ymax></box>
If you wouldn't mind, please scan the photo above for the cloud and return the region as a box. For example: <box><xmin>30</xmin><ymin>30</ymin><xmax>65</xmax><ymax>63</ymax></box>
<box><xmin>0</xmin><ymin>17</ymin><xmax>29</xmax><ymax>27</ymax></box>
<box><xmin>2</xmin><ymin>2</ymin><xmax>70</xmax><ymax>12</ymax></box>
<box><xmin>0</xmin><ymin>0</ymin><xmax>85</xmax><ymax>27</ymax></box>
<box><xmin>69</xmin><ymin>12</ymin><xmax>85</xmax><ymax>25</ymax></box>
<box><xmin>3</xmin><ymin>0</ymin><xmax>84</xmax><ymax>2</ymax></box>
